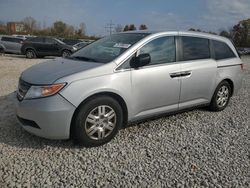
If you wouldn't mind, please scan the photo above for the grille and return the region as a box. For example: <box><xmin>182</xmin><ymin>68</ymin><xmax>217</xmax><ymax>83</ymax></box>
<box><xmin>17</xmin><ymin>79</ymin><xmax>31</xmax><ymax>101</ymax></box>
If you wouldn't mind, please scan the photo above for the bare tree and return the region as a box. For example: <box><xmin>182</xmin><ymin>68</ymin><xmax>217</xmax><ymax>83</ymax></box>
<box><xmin>22</xmin><ymin>16</ymin><xmax>37</xmax><ymax>33</ymax></box>
<box><xmin>115</xmin><ymin>24</ymin><xmax>123</xmax><ymax>33</ymax></box>
<box><xmin>79</xmin><ymin>22</ymin><xmax>86</xmax><ymax>36</ymax></box>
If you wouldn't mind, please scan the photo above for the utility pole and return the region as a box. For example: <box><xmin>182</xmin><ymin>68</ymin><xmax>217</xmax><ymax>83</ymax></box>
<box><xmin>105</xmin><ymin>20</ymin><xmax>115</xmax><ymax>35</ymax></box>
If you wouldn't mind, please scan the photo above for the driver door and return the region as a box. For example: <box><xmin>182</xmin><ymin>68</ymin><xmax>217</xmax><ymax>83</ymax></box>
<box><xmin>130</xmin><ymin>36</ymin><xmax>181</xmax><ymax>119</ymax></box>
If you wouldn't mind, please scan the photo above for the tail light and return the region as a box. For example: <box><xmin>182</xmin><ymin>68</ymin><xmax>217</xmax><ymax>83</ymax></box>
<box><xmin>240</xmin><ymin>64</ymin><xmax>244</xmax><ymax>70</ymax></box>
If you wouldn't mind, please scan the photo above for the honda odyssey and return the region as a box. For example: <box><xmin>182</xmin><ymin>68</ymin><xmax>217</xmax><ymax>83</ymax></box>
<box><xmin>16</xmin><ymin>31</ymin><xmax>243</xmax><ymax>147</ymax></box>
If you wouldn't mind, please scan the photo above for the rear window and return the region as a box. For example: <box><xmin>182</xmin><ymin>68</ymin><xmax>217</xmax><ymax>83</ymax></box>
<box><xmin>182</xmin><ymin>36</ymin><xmax>210</xmax><ymax>61</ymax></box>
<box><xmin>212</xmin><ymin>40</ymin><xmax>236</xmax><ymax>60</ymax></box>
<box><xmin>1</xmin><ymin>37</ymin><xmax>23</xmax><ymax>43</ymax></box>
<box><xmin>1</xmin><ymin>37</ymin><xmax>13</xmax><ymax>42</ymax></box>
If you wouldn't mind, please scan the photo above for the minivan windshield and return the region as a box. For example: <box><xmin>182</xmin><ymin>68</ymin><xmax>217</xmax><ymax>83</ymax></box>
<box><xmin>70</xmin><ymin>33</ymin><xmax>149</xmax><ymax>63</ymax></box>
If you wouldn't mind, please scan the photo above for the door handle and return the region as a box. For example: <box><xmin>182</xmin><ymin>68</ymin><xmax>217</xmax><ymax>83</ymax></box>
<box><xmin>169</xmin><ymin>72</ymin><xmax>181</xmax><ymax>78</ymax></box>
<box><xmin>169</xmin><ymin>71</ymin><xmax>192</xmax><ymax>78</ymax></box>
<box><xmin>180</xmin><ymin>71</ymin><xmax>192</xmax><ymax>77</ymax></box>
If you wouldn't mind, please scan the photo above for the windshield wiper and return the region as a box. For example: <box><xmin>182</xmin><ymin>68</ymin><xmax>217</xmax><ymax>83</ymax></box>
<box><xmin>70</xmin><ymin>56</ymin><xmax>99</xmax><ymax>62</ymax></box>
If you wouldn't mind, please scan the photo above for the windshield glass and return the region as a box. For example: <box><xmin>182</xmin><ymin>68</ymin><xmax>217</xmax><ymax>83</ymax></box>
<box><xmin>71</xmin><ymin>33</ymin><xmax>149</xmax><ymax>63</ymax></box>
<box><xmin>55</xmin><ymin>38</ymin><xmax>66</xmax><ymax>45</ymax></box>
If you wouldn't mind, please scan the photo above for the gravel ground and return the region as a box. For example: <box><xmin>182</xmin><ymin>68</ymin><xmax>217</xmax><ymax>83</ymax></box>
<box><xmin>0</xmin><ymin>55</ymin><xmax>249</xmax><ymax>187</ymax></box>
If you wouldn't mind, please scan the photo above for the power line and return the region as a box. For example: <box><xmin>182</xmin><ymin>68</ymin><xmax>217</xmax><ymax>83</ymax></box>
<box><xmin>105</xmin><ymin>20</ymin><xmax>115</xmax><ymax>35</ymax></box>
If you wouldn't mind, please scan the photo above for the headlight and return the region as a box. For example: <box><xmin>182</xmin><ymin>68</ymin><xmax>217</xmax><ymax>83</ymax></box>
<box><xmin>24</xmin><ymin>83</ymin><xmax>66</xmax><ymax>99</ymax></box>
<box><xmin>72</xmin><ymin>46</ymin><xmax>77</xmax><ymax>51</ymax></box>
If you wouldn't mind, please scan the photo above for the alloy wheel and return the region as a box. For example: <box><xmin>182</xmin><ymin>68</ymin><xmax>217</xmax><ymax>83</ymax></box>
<box><xmin>84</xmin><ymin>105</ymin><xmax>116</xmax><ymax>140</ymax></box>
<box><xmin>216</xmin><ymin>85</ymin><xmax>229</xmax><ymax>108</ymax></box>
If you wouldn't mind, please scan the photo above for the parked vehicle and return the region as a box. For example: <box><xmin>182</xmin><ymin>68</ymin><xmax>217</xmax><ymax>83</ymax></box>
<box><xmin>21</xmin><ymin>37</ymin><xmax>77</xmax><ymax>58</ymax></box>
<box><xmin>12</xmin><ymin>34</ymin><xmax>35</xmax><ymax>40</ymax></box>
<box><xmin>16</xmin><ymin>31</ymin><xmax>243</xmax><ymax>147</ymax></box>
<box><xmin>237</xmin><ymin>47</ymin><xmax>250</xmax><ymax>55</ymax></box>
<box><xmin>0</xmin><ymin>35</ymin><xmax>24</xmax><ymax>54</ymax></box>
<box><xmin>62</xmin><ymin>38</ymin><xmax>82</xmax><ymax>46</ymax></box>
<box><xmin>73</xmin><ymin>41</ymin><xmax>90</xmax><ymax>50</ymax></box>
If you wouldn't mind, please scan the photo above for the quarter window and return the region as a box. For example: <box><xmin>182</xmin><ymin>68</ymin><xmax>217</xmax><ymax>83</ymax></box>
<box><xmin>139</xmin><ymin>36</ymin><xmax>176</xmax><ymax>65</ymax></box>
<box><xmin>212</xmin><ymin>40</ymin><xmax>236</xmax><ymax>60</ymax></box>
<box><xmin>45</xmin><ymin>38</ymin><xmax>56</xmax><ymax>44</ymax></box>
<box><xmin>182</xmin><ymin>36</ymin><xmax>210</xmax><ymax>61</ymax></box>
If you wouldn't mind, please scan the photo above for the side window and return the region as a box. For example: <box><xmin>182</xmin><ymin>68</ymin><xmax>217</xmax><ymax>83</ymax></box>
<box><xmin>2</xmin><ymin>37</ymin><xmax>13</xmax><ymax>42</ymax></box>
<box><xmin>139</xmin><ymin>36</ymin><xmax>176</xmax><ymax>65</ymax></box>
<box><xmin>116</xmin><ymin>54</ymin><xmax>136</xmax><ymax>70</ymax></box>
<box><xmin>13</xmin><ymin>38</ymin><xmax>23</xmax><ymax>43</ymax></box>
<box><xmin>182</xmin><ymin>36</ymin><xmax>210</xmax><ymax>61</ymax></box>
<box><xmin>212</xmin><ymin>40</ymin><xmax>236</xmax><ymax>60</ymax></box>
<box><xmin>45</xmin><ymin>38</ymin><xmax>56</xmax><ymax>44</ymax></box>
<box><xmin>30</xmin><ymin>37</ymin><xmax>44</xmax><ymax>43</ymax></box>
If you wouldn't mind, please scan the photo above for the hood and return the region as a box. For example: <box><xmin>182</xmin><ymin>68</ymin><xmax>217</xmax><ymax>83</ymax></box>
<box><xmin>21</xmin><ymin>57</ymin><xmax>103</xmax><ymax>85</ymax></box>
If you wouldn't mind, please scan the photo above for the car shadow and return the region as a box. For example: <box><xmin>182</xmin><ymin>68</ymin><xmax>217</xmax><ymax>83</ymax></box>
<box><xmin>0</xmin><ymin>92</ymin><xmax>75</xmax><ymax>149</ymax></box>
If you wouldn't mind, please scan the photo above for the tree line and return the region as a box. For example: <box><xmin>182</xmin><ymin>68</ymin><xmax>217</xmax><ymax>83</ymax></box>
<box><xmin>0</xmin><ymin>16</ymin><xmax>96</xmax><ymax>40</ymax></box>
<box><xmin>189</xmin><ymin>19</ymin><xmax>250</xmax><ymax>47</ymax></box>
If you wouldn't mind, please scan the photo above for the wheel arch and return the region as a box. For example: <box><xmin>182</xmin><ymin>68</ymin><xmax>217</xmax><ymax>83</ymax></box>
<box><xmin>70</xmin><ymin>91</ymin><xmax>128</xmax><ymax>138</ymax></box>
<box><xmin>25</xmin><ymin>47</ymin><xmax>37</xmax><ymax>55</ymax></box>
<box><xmin>214</xmin><ymin>78</ymin><xmax>234</xmax><ymax>97</ymax></box>
<box><xmin>222</xmin><ymin>78</ymin><xmax>234</xmax><ymax>96</ymax></box>
<box><xmin>61</xmin><ymin>48</ymin><xmax>72</xmax><ymax>54</ymax></box>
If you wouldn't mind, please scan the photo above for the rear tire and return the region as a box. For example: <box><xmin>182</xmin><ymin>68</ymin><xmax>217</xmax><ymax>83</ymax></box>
<box><xmin>209</xmin><ymin>81</ymin><xmax>231</xmax><ymax>111</ymax></box>
<box><xmin>72</xmin><ymin>96</ymin><xmax>123</xmax><ymax>147</ymax></box>
<box><xmin>26</xmin><ymin>49</ymin><xmax>36</xmax><ymax>59</ymax></box>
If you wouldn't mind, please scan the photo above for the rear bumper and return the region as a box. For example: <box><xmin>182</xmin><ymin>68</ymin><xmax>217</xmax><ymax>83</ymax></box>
<box><xmin>15</xmin><ymin>94</ymin><xmax>76</xmax><ymax>139</ymax></box>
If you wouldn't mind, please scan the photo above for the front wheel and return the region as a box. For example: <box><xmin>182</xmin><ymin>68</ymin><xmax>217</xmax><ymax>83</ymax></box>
<box><xmin>209</xmin><ymin>81</ymin><xmax>231</xmax><ymax>111</ymax></box>
<box><xmin>26</xmin><ymin>49</ymin><xmax>36</xmax><ymax>59</ymax></box>
<box><xmin>62</xmin><ymin>50</ymin><xmax>71</xmax><ymax>58</ymax></box>
<box><xmin>72</xmin><ymin>96</ymin><xmax>123</xmax><ymax>147</ymax></box>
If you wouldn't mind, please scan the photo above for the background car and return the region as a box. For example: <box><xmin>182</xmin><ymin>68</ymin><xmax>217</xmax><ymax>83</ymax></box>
<box><xmin>61</xmin><ymin>38</ymin><xmax>82</xmax><ymax>46</ymax></box>
<box><xmin>73</xmin><ymin>41</ymin><xmax>90</xmax><ymax>50</ymax></box>
<box><xmin>237</xmin><ymin>47</ymin><xmax>250</xmax><ymax>55</ymax></box>
<box><xmin>0</xmin><ymin>35</ymin><xmax>24</xmax><ymax>54</ymax></box>
<box><xmin>21</xmin><ymin>36</ymin><xmax>77</xmax><ymax>58</ymax></box>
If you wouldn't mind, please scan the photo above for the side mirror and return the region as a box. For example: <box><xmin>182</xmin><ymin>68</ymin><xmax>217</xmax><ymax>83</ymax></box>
<box><xmin>130</xmin><ymin>53</ymin><xmax>151</xmax><ymax>68</ymax></box>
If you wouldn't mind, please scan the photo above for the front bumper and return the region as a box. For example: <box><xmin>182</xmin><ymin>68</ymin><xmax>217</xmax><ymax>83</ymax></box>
<box><xmin>15</xmin><ymin>94</ymin><xmax>76</xmax><ymax>139</ymax></box>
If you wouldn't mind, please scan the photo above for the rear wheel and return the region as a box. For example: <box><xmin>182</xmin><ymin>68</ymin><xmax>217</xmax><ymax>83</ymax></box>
<box><xmin>26</xmin><ymin>49</ymin><xmax>36</xmax><ymax>59</ymax></box>
<box><xmin>72</xmin><ymin>96</ymin><xmax>123</xmax><ymax>147</ymax></box>
<box><xmin>209</xmin><ymin>81</ymin><xmax>231</xmax><ymax>111</ymax></box>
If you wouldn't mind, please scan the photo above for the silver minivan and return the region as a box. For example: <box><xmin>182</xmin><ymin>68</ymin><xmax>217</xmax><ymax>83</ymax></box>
<box><xmin>0</xmin><ymin>36</ymin><xmax>24</xmax><ymax>54</ymax></box>
<box><xmin>16</xmin><ymin>31</ymin><xmax>243</xmax><ymax>147</ymax></box>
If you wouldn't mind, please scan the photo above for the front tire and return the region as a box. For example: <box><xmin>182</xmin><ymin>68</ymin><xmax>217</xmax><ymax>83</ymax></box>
<box><xmin>62</xmin><ymin>50</ymin><xmax>71</xmax><ymax>58</ymax></box>
<box><xmin>26</xmin><ymin>49</ymin><xmax>36</xmax><ymax>59</ymax></box>
<box><xmin>209</xmin><ymin>81</ymin><xmax>231</xmax><ymax>111</ymax></box>
<box><xmin>72</xmin><ymin>96</ymin><xmax>123</xmax><ymax>147</ymax></box>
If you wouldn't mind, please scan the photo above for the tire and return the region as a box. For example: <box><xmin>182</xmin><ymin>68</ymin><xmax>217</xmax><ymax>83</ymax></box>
<box><xmin>72</xmin><ymin>96</ymin><xmax>123</xmax><ymax>147</ymax></box>
<box><xmin>26</xmin><ymin>49</ymin><xmax>36</xmax><ymax>59</ymax></box>
<box><xmin>62</xmin><ymin>50</ymin><xmax>71</xmax><ymax>58</ymax></box>
<box><xmin>209</xmin><ymin>81</ymin><xmax>232</xmax><ymax>111</ymax></box>
<box><xmin>0</xmin><ymin>48</ymin><xmax>4</xmax><ymax>54</ymax></box>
